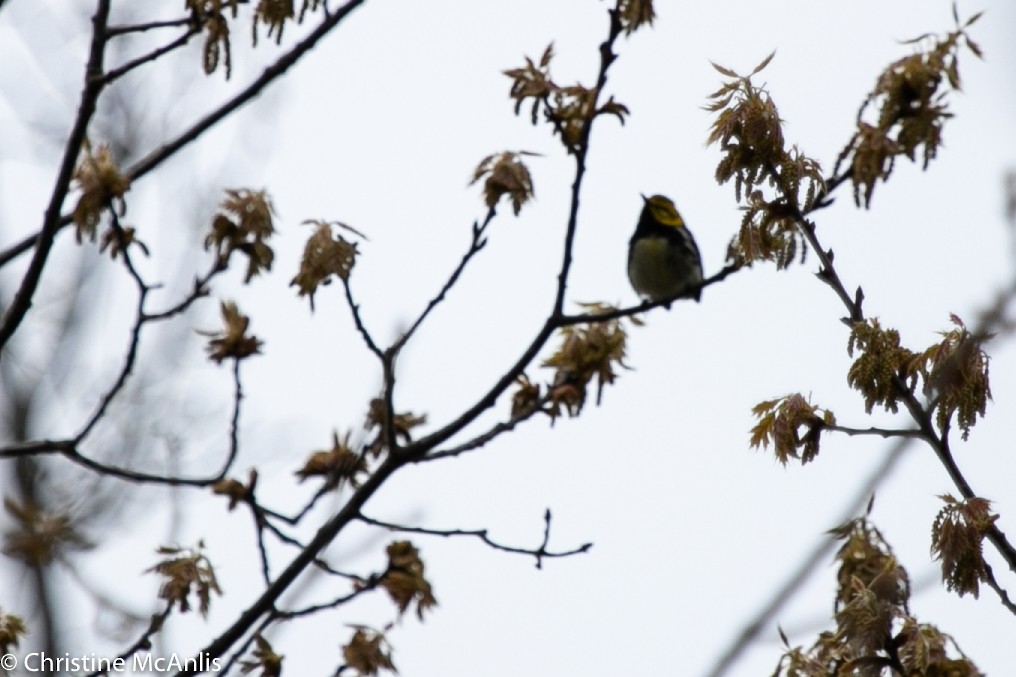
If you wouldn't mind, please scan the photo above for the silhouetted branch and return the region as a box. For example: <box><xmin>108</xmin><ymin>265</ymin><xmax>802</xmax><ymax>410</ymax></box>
<box><xmin>124</xmin><ymin>0</ymin><xmax>368</xmax><ymax>186</ymax></box>
<box><xmin>0</xmin><ymin>0</ymin><xmax>112</xmax><ymax>351</ymax></box>
<box><xmin>106</xmin><ymin>17</ymin><xmax>194</xmax><ymax>37</ymax></box>
<box><xmin>392</xmin><ymin>207</ymin><xmax>496</xmax><ymax>356</ymax></box>
<box><xmin>100</xmin><ymin>27</ymin><xmax>201</xmax><ymax>86</ymax></box>
<box><xmin>823</xmin><ymin>424</ymin><xmax>927</xmax><ymax>440</ymax></box>
<box><xmin>358</xmin><ymin>509</ymin><xmax>592</xmax><ymax>570</ymax></box>
<box><xmin>422</xmin><ymin>393</ymin><xmax>550</xmax><ymax>462</ymax></box>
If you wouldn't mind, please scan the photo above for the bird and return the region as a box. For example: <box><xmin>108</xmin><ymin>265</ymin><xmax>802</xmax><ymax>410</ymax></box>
<box><xmin>627</xmin><ymin>194</ymin><xmax>703</xmax><ymax>307</ymax></box>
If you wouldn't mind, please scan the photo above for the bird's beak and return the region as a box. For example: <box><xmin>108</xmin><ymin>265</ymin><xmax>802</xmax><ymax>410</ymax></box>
<box><xmin>640</xmin><ymin>193</ymin><xmax>648</xmax><ymax>203</ymax></box>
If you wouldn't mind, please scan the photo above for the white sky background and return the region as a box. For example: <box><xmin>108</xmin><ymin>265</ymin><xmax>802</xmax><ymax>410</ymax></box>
<box><xmin>2</xmin><ymin>1</ymin><xmax>1016</xmax><ymax>676</ymax></box>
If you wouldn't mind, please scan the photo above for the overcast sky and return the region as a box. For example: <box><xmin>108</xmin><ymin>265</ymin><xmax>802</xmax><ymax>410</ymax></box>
<box><xmin>2</xmin><ymin>1</ymin><xmax>1015</xmax><ymax>675</ymax></box>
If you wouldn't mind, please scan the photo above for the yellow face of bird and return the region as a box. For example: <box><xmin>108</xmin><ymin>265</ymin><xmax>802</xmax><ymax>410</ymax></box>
<box><xmin>643</xmin><ymin>194</ymin><xmax>685</xmax><ymax>229</ymax></box>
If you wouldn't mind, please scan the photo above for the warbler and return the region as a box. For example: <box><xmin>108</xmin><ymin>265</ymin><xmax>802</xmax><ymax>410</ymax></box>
<box><xmin>627</xmin><ymin>194</ymin><xmax>703</xmax><ymax>306</ymax></box>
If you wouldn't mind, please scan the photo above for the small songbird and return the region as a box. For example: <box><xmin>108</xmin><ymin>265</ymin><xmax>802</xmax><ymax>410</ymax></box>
<box><xmin>627</xmin><ymin>194</ymin><xmax>703</xmax><ymax>306</ymax></box>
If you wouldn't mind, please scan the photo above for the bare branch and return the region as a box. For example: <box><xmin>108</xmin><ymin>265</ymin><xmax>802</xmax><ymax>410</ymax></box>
<box><xmin>551</xmin><ymin>7</ymin><xmax>624</xmax><ymax>319</ymax></box>
<box><xmin>276</xmin><ymin>576</ymin><xmax>383</xmax><ymax>618</ymax></box>
<box><xmin>982</xmin><ymin>562</ymin><xmax>1016</xmax><ymax>616</ymax></box>
<box><xmin>124</xmin><ymin>0</ymin><xmax>368</xmax><ymax>186</ymax></box>
<box><xmin>0</xmin><ymin>0</ymin><xmax>112</xmax><ymax>351</ymax></box>
<box><xmin>422</xmin><ymin>394</ymin><xmax>549</xmax><ymax>462</ymax></box>
<box><xmin>823</xmin><ymin>424</ymin><xmax>927</xmax><ymax>440</ymax></box>
<box><xmin>358</xmin><ymin>509</ymin><xmax>592</xmax><ymax>569</ymax></box>
<box><xmin>391</xmin><ymin>207</ymin><xmax>495</xmax><ymax>356</ymax></box>
<box><xmin>558</xmin><ymin>262</ymin><xmax>744</xmax><ymax>326</ymax></box>
<box><xmin>0</xmin><ymin>232</ymin><xmax>38</xmax><ymax>269</ymax></box>
<box><xmin>106</xmin><ymin>17</ymin><xmax>194</xmax><ymax>37</ymax></box>
<box><xmin>341</xmin><ymin>278</ymin><xmax>382</xmax><ymax>359</ymax></box>
<box><xmin>100</xmin><ymin>27</ymin><xmax>202</xmax><ymax>86</ymax></box>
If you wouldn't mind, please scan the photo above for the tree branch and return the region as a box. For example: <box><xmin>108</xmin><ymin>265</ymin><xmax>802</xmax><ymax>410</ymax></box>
<box><xmin>777</xmin><ymin>162</ymin><xmax>1016</xmax><ymax>579</ymax></box>
<box><xmin>100</xmin><ymin>27</ymin><xmax>202</xmax><ymax>86</ymax></box>
<box><xmin>105</xmin><ymin>17</ymin><xmax>194</xmax><ymax>37</ymax></box>
<box><xmin>403</xmin><ymin>7</ymin><xmax>626</xmax><ymax>457</ymax></box>
<box><xmin>391</xmin><ymin>207</ymin><xmax>495</xmax><ymax>356</ymax></box>
<box><xmin>358</xmin><ymin>508</ymin><xmax>592</xmax><ymax>569</ymax></box>
<box><xmin>0</xmin><ymin>0</ymin><xmax>112</xmax><ymax>352</ymax></box>
<box><xmin>823</xmin><ymin>424</ymin><xmax>927</xmax><ymax>440</ymax></box>
<box><xmin>124</xmin><ymin>0</ymin><xmax>367</xmax><ymax>186</ymax></box>
<box><xmin>174</xmin><ymin>455</ymin><xmax>400</xmax><ymax>675</ymax></box>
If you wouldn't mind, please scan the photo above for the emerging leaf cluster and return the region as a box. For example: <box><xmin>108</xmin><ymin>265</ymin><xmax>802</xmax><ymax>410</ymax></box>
<box><xmin>211</xmin><ymin>469</ymin><xmax>257</xmax><ymax>511</ymax></box>
<box><xmin>99</xmin><ymin>224</ymin><xmax>150</xmax><ymax>261</ymax></box>
<box><xmin>2</xmin><ymin>499</ymin><xmax>92</xmax><ymax>567</ymax></box>
<box><xmin>294</xmin><ymin>430</ymin><xmax>368</xmax><ymax>490</ymax></box>
<box><xmin>706</xmin><ymin>54</ymin><xmax>824</xmax><ymax>269</ymax></box>
<box><xmin>364</xmin><ymin>398</ymin><xmax>427</xmax><ymax>457</ymax></box>
<box><xmin>186</xmin><ymin>0</ymin><xmax>238</xmax><ymax>77</ymax></box>
<box><xmin>749</xmin><ymin>394</ymin><xmax>835</xmax><ymax>465</ymax></box>
<box><xmin>914</xmin><ymin>315</ymin><xmax>992</xmax><ymax>440</ymax></box>
<box><xmin>146</xmin><ymin>543</ymin><xmax>222</xmax><ymax>616</ymax></box>
<box><xmin>847</xmin><ymin>319</ymin><xmax>918</xmax><ymax>415</ymax></box>
<box><xmin>510</xmin><ymin>374</ymin><xmax>542</xmax><ymax>419</ymax></box>
<box><xmin>254</xmin><ymin>0</ymin><xmax>325</xmax><ymax>45</ymax></box>
<box><xmin>186</xmin><ymin>0</ymin><xmax>327</xmax><ymax>77</ymax></box>
<box><xmin>342</xmin><ymin>627</ymin><xmax>396</xmax><ymax>677</ymax></box>
<box><xmin>504</xmin><ymin>44</ymin><xmax>628</xmax><ymax>153</ymax></box>
<box><xmin>72</xmin><ymin>142</ymin><xmax>131</xmax><ymax>243</ymax></box>
<box><xmin>470</xmin><ymin>151</ymin><xmax>536</xmax><ymax>216</ymax></box>
<box><xmin>253</xmin><ymin>0</ymin><xmax>292</xmax><ymax>45</ymax></box>
<box><xmin>0</xmin><ymin>609</ymin><xmax>27</xmax><ymax>655</ymax></box>
<box><xmin>380</xmin><ymin>540</ymin><xmax>438</xmax><ymax>622</ymax></box>
<box><xmin>617</xmin><ymin>0</ymin><xmax>656</xmax><ymax>35</ymax></box>
<box><xmin>848</xmin><ymin>316</ymin><xmax>992</xmax><ymax>439</ymax></box>
<box><xmin>836</xmin><ymin>10</ymin><xmax>983</xmax><ymax>207</ymax></box>
<box><xmin>773</xmin><ymin>517</ymin><xmax>981</xmax><ymax>676</ymax></box>
<box><xmin>199</xmin><ymin>300</ymin><xmax>263</xmax><ymax>364</ymax></box>
<box><xmin>204</xmin><ymin>189</ymin><xmax>277</xmax><ymax>283</ymax></box>
<box><xmin>540</xmin><ymin>304</ymin><xmax>635</xmax><ymax>421</ymax></box>
<box><xmin>931</xmin><ymin>495</ymin><xmax>997</xmax><ymax>599</ymax></box>
<box><xmin>290</xmin><ymin>220</ymin><xmax>361</xmax><ymax>310</ymax></box>
<box><xmin>239</xmin><ymin>634</ymin><xmax>284</xmax><ymax>677</ymax></box>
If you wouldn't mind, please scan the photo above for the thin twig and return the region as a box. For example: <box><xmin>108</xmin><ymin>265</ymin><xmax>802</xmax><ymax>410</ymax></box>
<box><xmin>558</xmin><ymin>263</ymin><xmax>744</xmax><ymax>326</ymax></box>
<box><xmin>823</xmin><ymin>424</ymin><xmax>927</xmax><ymax>440</ymax></box>
<box><xmin>982</xmin><ymin>562</ymin><xmax>1016</xmax><ymax>615</ymax></box>
<box><xmin>341</xmin><ymin>278</ymin><xmax>382</xmax><ymax>358</ymax></box>
<box><xmin>276</xmin><ymin>576</ymin><xmax>383</xmax><ymax>618</ymax></box>
<box><xmin>258</xmin><ymin>515</ymin><xmax>368</xmax><ymax>581</ymax></box>
<box><xmin>391</xmin><ymin>207</ymin><xmax>495</xmax><ymax>356</ymax></box>
<box><xmin>0</xmin><ymin>232</ymin><xmax>38</xmax><ymax>269</ymax></box>
<box><xmin>421</xmin><ymin>394</ymin><xmax>549</xmax><ymax>462</ymax></box>
<box><xmin>106</xmin><ymin>17</ymin><xmax>194</xmax><ymax>37</ymax></box>
<box><xmin>551</xmin><ymin>7</ymin><xmax>623</xmax><ymax>319</ymax></box>
<box><xmin>100</xmin><ymin>27</ymin><xmax>201</xmax><ymax>86</ymax></box>
<box><xmin>358</xmin><ymin>510</ymin><xmax>591</xmax><ymax>569</ymax></box>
